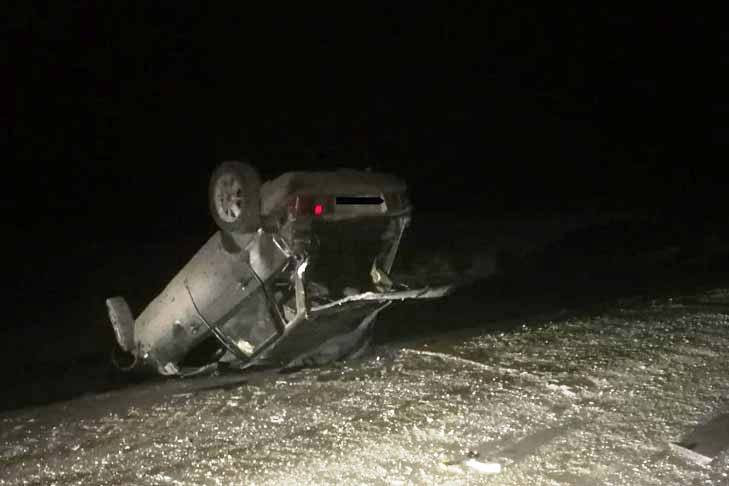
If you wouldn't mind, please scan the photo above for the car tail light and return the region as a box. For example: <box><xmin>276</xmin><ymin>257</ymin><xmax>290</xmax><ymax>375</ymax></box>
<box><xmin>288</xmin><ymin>195</ymin><xmax>334</xmax><ymax>218</ymax></box>
<box><xmin>287</xmin><ymin>191</ymin><xmax>409</xmax><ymax>220</ymax></box>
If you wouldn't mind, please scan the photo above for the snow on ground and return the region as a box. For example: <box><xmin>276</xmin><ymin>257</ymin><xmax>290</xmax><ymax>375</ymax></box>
<box><xmin>1</xmin><ymin>291</ymin><xmax>728</xmax><ymax>485</ymax></box>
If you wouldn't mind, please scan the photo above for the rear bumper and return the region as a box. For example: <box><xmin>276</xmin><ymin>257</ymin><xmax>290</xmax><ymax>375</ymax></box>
<box><xmin>243</xmin><ymin>283</ymin><xmax>458</xmax><ymax>368</ymax></box>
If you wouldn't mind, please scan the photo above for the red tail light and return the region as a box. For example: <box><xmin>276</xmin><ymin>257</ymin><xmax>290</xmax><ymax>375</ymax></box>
<box><xmin>288</xmin><ymin>195</ymin><xmax>333</xmax><ymax>219</ymax></box>
<box><xmin>287</xmin><ymin>191</ymin><xmax>408</xmax><ymax>220</ymax></box>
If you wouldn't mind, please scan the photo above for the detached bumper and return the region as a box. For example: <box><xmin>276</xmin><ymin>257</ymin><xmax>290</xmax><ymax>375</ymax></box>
<box><xmin>313</xmin><ymin>284</ymin><xmax>456</xmax><ymax>308</ymax></box>
<box><xmin>241</xmin><ymin>283</ymin><xmax>458</xmax><ymax>368</ymax></box>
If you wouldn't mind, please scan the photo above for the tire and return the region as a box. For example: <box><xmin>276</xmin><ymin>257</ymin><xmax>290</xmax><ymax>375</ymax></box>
<box><xmin>208</xmin><ymin>160</ymin><xmax>262</xmax><ymax>233</ymax></box>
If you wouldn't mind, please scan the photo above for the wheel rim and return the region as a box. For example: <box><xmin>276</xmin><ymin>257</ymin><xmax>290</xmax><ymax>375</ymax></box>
<box><xmin>214</xmin><ymin>173</ymin><xmax>244</xmax><ymax>223</ymax></box>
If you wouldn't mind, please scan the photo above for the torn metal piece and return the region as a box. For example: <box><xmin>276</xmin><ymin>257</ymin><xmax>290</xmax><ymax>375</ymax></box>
<box><xmin>671</xmin><ymin>412</ymin><xmax>729</xmax><ymax>465</ymax></box>
<box><xmin>370</xmin><ymin>259</ymin><xmax>394</xmax><ymax>291</ymax></box>
<box><xmin>294</xmin><ymin>258</ymin><xmax>309</xmax><ymax>318</ymax></box>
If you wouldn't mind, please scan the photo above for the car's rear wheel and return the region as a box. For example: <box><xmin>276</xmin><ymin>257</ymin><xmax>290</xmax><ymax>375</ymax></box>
<box><xmin>209</xmin><ymin>161</ymin><xmax>262</xmax><ymax>233</ymax></box>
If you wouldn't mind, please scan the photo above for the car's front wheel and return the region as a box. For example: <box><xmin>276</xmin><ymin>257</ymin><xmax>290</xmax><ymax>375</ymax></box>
<box><xmin>208</xmin><ymin>160</ymin><xmax>262</xmax><ymax>233</ymax></box>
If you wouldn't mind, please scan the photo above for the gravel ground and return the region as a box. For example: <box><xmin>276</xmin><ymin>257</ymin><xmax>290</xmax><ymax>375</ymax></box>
<box><xmin>4</xmin><ymin>210</ymin><xmax>728</xmax><ymax>484</ymax></box>
<box><xmin>1</xmin><ymin>290</ymin><xmax>728</xmax><ymax>485</ymax></box>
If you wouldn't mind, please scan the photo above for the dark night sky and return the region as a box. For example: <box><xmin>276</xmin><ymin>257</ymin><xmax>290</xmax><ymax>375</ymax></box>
<box><xmin>1</xmin><ymin>4</ymin><xmax>725</xmax><ymax>405</ymax></box>
<box><xmin>7</xmin><ymin>5</ymin><xmax>718</xmax><ymax>242</ymax></box>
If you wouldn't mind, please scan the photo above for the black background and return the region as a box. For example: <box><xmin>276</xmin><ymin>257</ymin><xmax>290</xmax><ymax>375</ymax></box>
<box><xmin>5</xmin><ymin>5</ymin><xmax>722</xmax><ymax>325</ymax></box>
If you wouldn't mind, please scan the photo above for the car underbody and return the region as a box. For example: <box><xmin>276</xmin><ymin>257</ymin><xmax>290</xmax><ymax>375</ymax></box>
<box><xmin>106</xmin><ymin>163</ymin><xmax>461</xmax><ymax>376</ymax></box>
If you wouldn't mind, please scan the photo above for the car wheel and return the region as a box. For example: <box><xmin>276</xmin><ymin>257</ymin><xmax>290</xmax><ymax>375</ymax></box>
<box><xmin>209</xmin><ymin>160</ymin><xmax>262</xmax><ymax>233</ymax></box>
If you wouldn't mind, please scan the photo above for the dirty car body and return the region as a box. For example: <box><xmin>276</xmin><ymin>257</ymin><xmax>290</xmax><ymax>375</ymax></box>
<box><xmin>106</xmin><ymin>162</ymin><xmax>456</xmax><ymax>376</ymax></box>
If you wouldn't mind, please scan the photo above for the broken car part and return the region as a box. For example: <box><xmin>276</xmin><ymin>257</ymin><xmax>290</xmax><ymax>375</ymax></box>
<box><xmin>106</xmin><ymin>161</ymin><xmax>459</xmax><ymax>376</ymax></box>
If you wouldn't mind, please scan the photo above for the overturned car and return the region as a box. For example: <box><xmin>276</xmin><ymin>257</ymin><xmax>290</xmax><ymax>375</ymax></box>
<box><xmin>106</xmin><ymin>161</ymin><xmax>458</xmax><ymax>376</ymax></box>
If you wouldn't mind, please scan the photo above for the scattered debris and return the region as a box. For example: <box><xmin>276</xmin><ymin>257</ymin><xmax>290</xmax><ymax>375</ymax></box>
<box><xmin>463</xmin><ymin>458</ymin><xmax>502</xmax><ymax>474</ymax></box>
<box><xmin>671</xmin><ymin>412</ymin><xmax>729</xmax><ymax>465</ymax></box>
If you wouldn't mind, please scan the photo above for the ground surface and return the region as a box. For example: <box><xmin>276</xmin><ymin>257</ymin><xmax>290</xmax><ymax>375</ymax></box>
<box><xmin>3</xmin><ymin>211</ymin><xmax>729</xmax><ymax>485</ymax></box>
<box><xmin>2</xmin><ymin>291</ymin><xmax>729</xmax><ymax>485</ymax></box>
